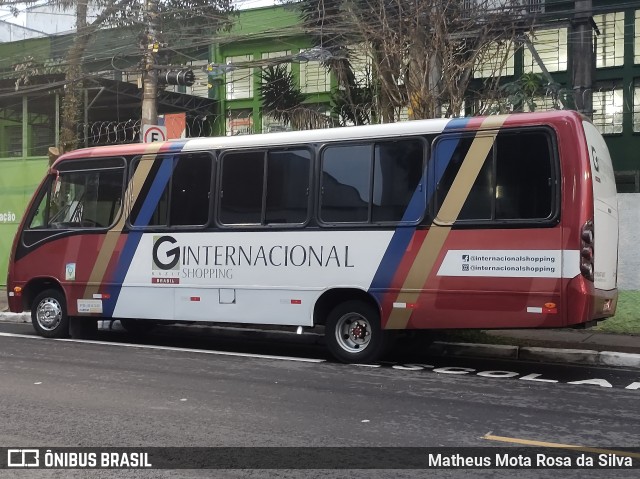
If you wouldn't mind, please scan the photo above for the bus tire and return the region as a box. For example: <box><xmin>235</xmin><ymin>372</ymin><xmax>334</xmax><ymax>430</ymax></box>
<box><xmin>31</xmin><ymin>289</ymin><xmax>69</xmax><ymax>338</ymax></box>
<box><xmin>325</xmin><ymin>300</ymin><xmax>387</xmax><ymax>364</ymax></box>
<box><xmin>120</xmin><ymin>319</ymin><xmax>156</xmax><ymax>336</ymax></box>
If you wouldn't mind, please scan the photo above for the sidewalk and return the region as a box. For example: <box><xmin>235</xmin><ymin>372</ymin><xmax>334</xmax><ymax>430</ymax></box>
<box><xmin>2</xmin><ymin>293</ymin><xmax>639</xmax><ymax>367</ymax></box>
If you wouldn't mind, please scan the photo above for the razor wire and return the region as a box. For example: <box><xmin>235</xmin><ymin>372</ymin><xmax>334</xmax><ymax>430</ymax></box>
<box><xmin>79</xmin><ymin>116</ymin><xmax>217</xmax><ymax>145</ymax></box>
<box><xmin>74</xmin><ymin>91</ymin><xmax>579</xmax><ymax>146</ymax></box>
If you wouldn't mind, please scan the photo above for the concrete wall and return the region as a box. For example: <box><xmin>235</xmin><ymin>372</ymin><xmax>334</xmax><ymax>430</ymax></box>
<box><xmin>618</xmin><ymin>193</ymin><xmax>640</xmax><ymax>291</ymax></box>
<box><xmin>0</xmin><ymin>157</ymin><xmax>49</xmax><ymax>286</ymax></box>
<box><xmin>0</xmin><ymin>20</ymin><xmax>44</xmax><ymax>42</ymax></box>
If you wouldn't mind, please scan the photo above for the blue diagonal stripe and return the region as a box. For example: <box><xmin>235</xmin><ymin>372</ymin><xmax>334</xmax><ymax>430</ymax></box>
<box><xmin>103</xmin><ymin>142</ymin><xmax>187</xmax><ymax>316</ymax></box>
<box><xmin>368</xmin><ymin>117</ymin><xmax>470</xmax><ymax>298</ymax></box>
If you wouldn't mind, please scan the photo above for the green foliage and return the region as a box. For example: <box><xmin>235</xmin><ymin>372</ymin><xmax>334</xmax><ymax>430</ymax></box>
<box><xmin>259</xmin><ymin>65</ymin><xmax>305</xmax><ymax>126</ymax></box>
<box><xmin>596</xmin><ymin>291</ymin><xmax>640</xmax><ymax>335</ymax></box>
<box><xmin>12</xmin><ymin>57</ymin><xmax>66</xmax><ymax>88</ymax></box>
<box><xmin>497</xmin><ymin>72</ymin><xmax>572</xmax><ymax>114</ymax></box>
<box><xmin>501</xmin><ymin>72</ymin><xmax>545</xmax><ymax>112</ymax></box>
<box><xmin>331</xmin><ymin>81</ymin><xmax>374</xmax><ymax>126</ymax></box>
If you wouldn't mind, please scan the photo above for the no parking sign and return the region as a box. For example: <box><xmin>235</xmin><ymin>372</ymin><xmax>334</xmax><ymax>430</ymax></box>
<box><xmin>142</xmin><ymin>125</ymin><xmax>167</xmax><ymax>143</ymax></box>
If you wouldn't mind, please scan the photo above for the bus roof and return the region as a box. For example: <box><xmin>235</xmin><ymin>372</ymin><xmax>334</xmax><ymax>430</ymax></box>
<box><xmin>55</xmin><ymin>110</ymin><xmax>585</xmax><ymax>166</ymax></box>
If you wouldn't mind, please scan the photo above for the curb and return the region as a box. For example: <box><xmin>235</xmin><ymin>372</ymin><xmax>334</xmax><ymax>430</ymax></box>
<box><xmin>429</xmin><ymin>341</ymin><xmax>519</xmax><ymax>359</ymax></box>
<box><xmin>0</xmin><ymin>312</ymin><xmax>29</xmax><ymax>323</ymax></box>
<box><xmin>2</xmin><ymin>314</ymin><xmax>639</xmax><ymax>369</ymax></box>
<box><xmin>432</xmin><ymin>341</ymin><xmax>640</xmax><ymax>369</ymax></box>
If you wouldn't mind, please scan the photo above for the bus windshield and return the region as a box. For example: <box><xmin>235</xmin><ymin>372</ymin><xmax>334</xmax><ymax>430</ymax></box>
<box><xmin>29</xmin><ymin>168</ymin><xmax>123</xmax><ymax>230</ymax></box>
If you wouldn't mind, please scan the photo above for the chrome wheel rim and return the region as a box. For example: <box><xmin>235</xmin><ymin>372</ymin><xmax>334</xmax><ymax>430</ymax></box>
<box><xmin>36</xmin><ymin>297</ymin><xmax>63</xmax><ymax>331</ymax></box>
<box><xmin>334</xmin><ymin>312</ymin><xmax>371</xmax><ymax>354</ymax></box>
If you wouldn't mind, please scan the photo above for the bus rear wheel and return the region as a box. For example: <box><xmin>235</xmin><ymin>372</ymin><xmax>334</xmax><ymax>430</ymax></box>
<box><xmin>31</xmin><ymin>289</ymin><xmax>69</xmax><ymax>338</ymax></box>
<box><xmin>325</xmin><ymin>300</ymin><xmax>386</xmax><ymax>364</ymax></box>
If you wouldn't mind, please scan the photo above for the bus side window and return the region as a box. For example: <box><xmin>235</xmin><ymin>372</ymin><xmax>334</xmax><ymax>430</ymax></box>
<box><xmin>372</xmin><ymin>139</ymin><xmax>424</xmax><ymax>222</ymax></box>
<box><xmin>219</xmin><ymin>151</ymin><xmax>265</xmax><ymax>225</ymax></box>
<box><xmin>170</xmin><ymin>154</ymin><xmax>212</xmax><ymax>226</ymax></box>
<box><xmin>320</xmin><ymin>139</ymin><xmax>425</xmax><ymax>225</ymax></box>
<box><xmin>265</xmin><ymin>150</ymin><xmax>311</xmax><ymax>224</ymax></box>
<box><xmin>495</xmin><ymin>132</ymin><xmax>553</xmax><ymax>220</ymax></box>
<box><xmin>434</xmin><ymin>135</ymin><xmax>493</xmax><ymax>222</ymax></box>
<box><xmin>219</xmin><ymin>149</ymin><xmax>311</xmax><ymax>226</ymax></box>
<box><xmin>434</xmin><ymin>130</ymin><xmax>555</xmax><ymax>225</ymax></box>
<box><xmin>130</xmin><ymin>159</ymin><xmax>169</xmax><ymax>227</ymax></box>
<box><xmin>130</xmin><ymin>153</ymin><xmax>213</xmax><ymax>227</ymax></box>
<box><xmin>320</xmin><ymin>145</ymin><xmax>371</xmax><ymax>223</ymax></box>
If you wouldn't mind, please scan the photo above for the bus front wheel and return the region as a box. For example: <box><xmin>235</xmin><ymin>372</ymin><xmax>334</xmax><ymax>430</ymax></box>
<box><xmin>325</xmin><ymin>300</ymin><xmax>387</xmax><ymax>364</ymax></box>
<box><xmin>31</xmin><ymin>289</ymin><xmax>70</xmax><ymax>338</ymax></box>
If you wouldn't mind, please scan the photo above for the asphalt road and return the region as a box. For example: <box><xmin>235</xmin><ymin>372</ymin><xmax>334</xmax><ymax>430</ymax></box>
<box><xmin>0</xmin><ymin>321</ymin><xmax>638</xmax><ymax>479</ymax></box>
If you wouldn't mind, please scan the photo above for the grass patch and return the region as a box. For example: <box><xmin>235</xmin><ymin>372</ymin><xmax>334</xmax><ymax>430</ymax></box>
<box><xmin>595</xmin><ymin>290</ymin><xmax>640</xmax><ymax>335</ymax></box>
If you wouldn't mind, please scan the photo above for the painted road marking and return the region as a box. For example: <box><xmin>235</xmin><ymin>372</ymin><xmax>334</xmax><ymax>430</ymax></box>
<box><xmin>483</xmin><ymin>433</ymin><xmax>640</xmax><ymax>459</ymax></box>
<box><xmin>356</xmin><ymin>363</ymin><xmax>638</xmax><ymax>390</ymax></box>
<box><xmin>0</xmin><ymin>332</ymin><xmax>325</xmax><ymax>364</ymax></box>
<box><xmin>0</xmin><ymin>332</ymin><xmax>638</xmax><ymax>389</ymax></box>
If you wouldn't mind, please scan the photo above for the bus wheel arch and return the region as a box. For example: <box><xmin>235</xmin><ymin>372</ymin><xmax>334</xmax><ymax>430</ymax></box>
<box><xmin>314</xmin><ymin>289</ymin><xmax>387</xmax><ymax>363</ymax></box>
<box><xmin>22</xmin><ymin>277</ymin><xmax>64</xmax><ymax>312</ymax></box>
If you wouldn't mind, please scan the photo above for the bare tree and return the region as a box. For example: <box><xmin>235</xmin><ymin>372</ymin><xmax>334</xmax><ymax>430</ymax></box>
<box><xmin>293</xmin><ymin>0</ymin><xmax>533</xmax><ymax>122</ymax></box>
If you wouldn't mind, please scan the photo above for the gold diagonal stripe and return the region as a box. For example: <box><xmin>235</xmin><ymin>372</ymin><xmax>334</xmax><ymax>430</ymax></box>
<box><xmin>385</xmin><ymin>116</ymin><xmax>508</xmax><ymax>330</ymax></box>
<box><xmin>484</xmin><ymin>433</ymin><xmax>640</xmax><ymax>459</ymax></box>
<box><xmin>83</xmin><ymin>144</ymin><xmax>162</xmax><ymax>298</ymax></box>
<box><xmin>435</xmin><ymin>135</ymin><xmax>497</xmax><ymax>225</ymax></box>
<box><xmin>386</xmin><ymin>226</ymin><xmax>451</xmax><ymax>328</ymax></box>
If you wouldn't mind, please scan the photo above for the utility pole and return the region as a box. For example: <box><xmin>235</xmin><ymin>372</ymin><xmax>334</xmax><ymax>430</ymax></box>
<box><xmin>141</xmin><ymin>0</ymin><xmax>159</xmax><ymax>132</ymax></box>
<box><xmin>571</xmin><ymin>0</ymin><xmax>594</xmax><ymax>117</ymax></box>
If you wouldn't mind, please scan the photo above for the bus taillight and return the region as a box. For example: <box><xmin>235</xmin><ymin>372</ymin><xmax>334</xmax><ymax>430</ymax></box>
<box><xmin>580</xmin><ymin>220</ymin><xmax>594</xmax><ymax>282</ymax></box>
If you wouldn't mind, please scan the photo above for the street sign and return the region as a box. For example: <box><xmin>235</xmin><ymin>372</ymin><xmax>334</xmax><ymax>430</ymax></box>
<box><xmin>142</xmin><ymin>125</ymin><xmax>167</xmax><ymax>143</ymax></box>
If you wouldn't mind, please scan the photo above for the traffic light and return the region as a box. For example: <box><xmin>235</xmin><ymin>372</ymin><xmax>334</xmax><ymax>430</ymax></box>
<box><xmin>159</xmin><ymin>69</ymin><xmax>196</xmax><ymax>87</ymax></box>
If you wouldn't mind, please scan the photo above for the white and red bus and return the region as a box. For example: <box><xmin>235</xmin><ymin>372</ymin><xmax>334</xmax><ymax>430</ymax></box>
<box><xmin>6</xmin><ymin>111</ymin><xmax>618</xmax><ymax>362</ymax></box>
